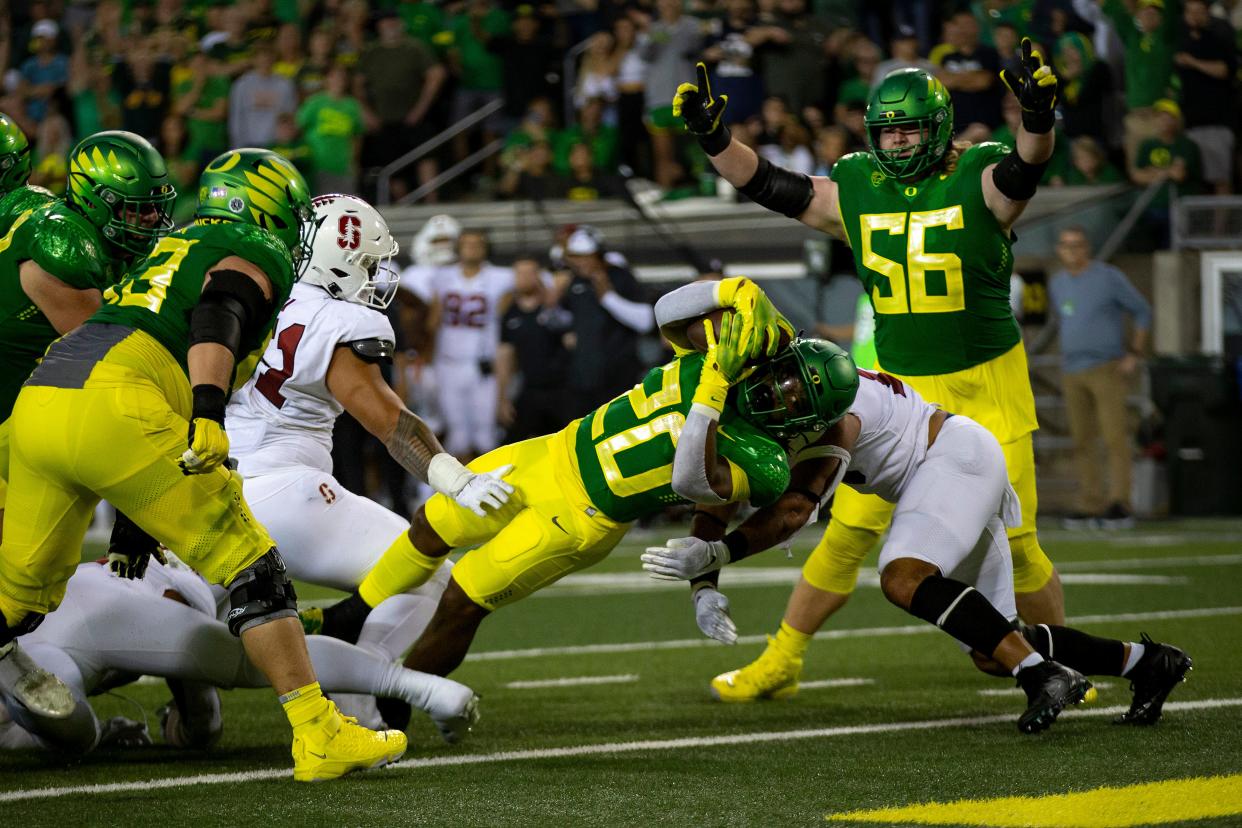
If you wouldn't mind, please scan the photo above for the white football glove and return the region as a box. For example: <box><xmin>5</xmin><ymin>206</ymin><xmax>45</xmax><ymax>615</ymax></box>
<box><xmin>693</xmin><ymin>585</ymin><xmax>737</xmax><ymax>644</ymax></box>
<box><xmin>453</xmin><ymin>464</ymin><xmax>516</xmax><ymax>517</ymax></box>
<box><xmin>641</xmin><ymin>536</ymin><xmax>730</xmax><ymax>581</ymax></box>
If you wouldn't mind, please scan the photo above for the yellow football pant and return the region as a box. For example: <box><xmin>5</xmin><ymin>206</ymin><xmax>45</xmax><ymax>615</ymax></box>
<box><xmin>802</xmin><ymin>343</ymin><xmax>1054</xmax><ymax>596</ymax></box>
<box><xmin>425</xmin><ymin>422</ymin><xmax>630</xmax><ymax>611</ymax></box>
<box><xmin>0</xmin><ymin>329</ymin><xmax>273</xmax><ymax>624</ymax></box>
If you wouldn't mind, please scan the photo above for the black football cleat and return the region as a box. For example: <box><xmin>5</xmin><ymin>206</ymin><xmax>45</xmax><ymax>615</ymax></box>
<box><xmin>1016</xmin><ymin>660</ymin><xmax>1095</xmax><ymax>734</ymax></box>
<box><xmin>1114</xmin><ymin>633</ymin><xmax>1193</xmax><ymax>726</ymax></box>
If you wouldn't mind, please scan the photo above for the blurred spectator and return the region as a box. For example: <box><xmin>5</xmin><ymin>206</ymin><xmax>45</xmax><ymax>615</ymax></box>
<box><xmin>755</xmin><ymin>94</ymin><xmax>789</xmax><ymax>147</ymax></box>
<box><xmin>1049</xmin><ymin>225</ymin><xmax>1151</xmax><ymax>527</ymax></box>
<box><xmin>934</xmin><ymin>11</ymin><xmax>1003</xmax><ymax>132</ymax></box>
<box><xmin>1053</xmin><ymin>31</ymin><xmax>1113</xmax><ymax>144</ymax></box>
<box><xmin>272</xmin><ymin>23</ymin><xmax>304</xmax><ymax>81</ymax></box>
<box><xmin>555</xmin><ymin>96</ymin><xmax>619</xmax><ymax>175</ymax></box>
<box><xmin>333</xmin><ymin>0</ymin><xmax>372</xmax><ymax>68</ymax></box>
<box><xmin>972</xmin><ymin>0</ymin><xmax>1034</xmax><ymax>48</ymax></box>
<box><xmin>498</xmin><ymin>139</ymin><xmax>569</xmax><ymax>199</ymax></box>
<box><xmin>565</xmin><ymin>141</ymin><xmax>624</xmax><ymax>199</ymax></box>
<box><xmin>447</xmin><ymin>0</ymin><xmax>511</xmax><ymax>161</ymax></box>
<box><xmin>298</xmin><ymin>63</ymin><xmax>364</xmax><ymax>194</ymax></box>
<box><xmin>811</xmin><ymin>125</ymin><xmax>852</xmax><ymax>176</ymax></box>
<box><xmin>357</xmin><ymin>11</ymin><xmax>446</xmax><ymax>188</ymax></box>
<box><xmin>753</xmin><ymin>0</ymin><xmax>831</xmax><ymax>115</ymax></box>
<box><xmin>272</xmin><ymin>112</ymin><xmax>314</xmax><ymax>180</ymax></box>
<box><xmin>497</xmin><ymin>257</ymin><xmax>572</xmax><ymax>442</ymax></box>
<box><xmin>158</xmin><ymin>114</ymin><xmax>199</xmax><ymax>225</ymax></box>
<box><xmin>557</xmin><ymin>227</ymin><xmax>654</xmax><ymax>411</ymax></box>
<box><xmin>836</xmin><ymin>38</ymin><xmax>883</xmax><ymax>111</ymax></box>
<box><xmin>859</xmin><ymin>0</ymin><xmax>934</xmax><ymax>55</ymax></box>
<box><xmin>702</xmin><ymin>0</ymin><xmax>765</xmax><ymax>125</ymax></box>
<box><xmin>992</xmin><ymin>21</ymin><xmax>1022</xmax><ymax>77</ymax></box>
<box><xmin>505</xmin><ymin>97</ymin><xmax>558</xmax><ymax>149</ymax></box>
<box><xmin>1175</xmin><ymin>0</ymin><xmax>1237</xmax><ymax>194</ymax></box>
<box><xmin>1131</xmin><ymin>98</ymin><xmax>1202</xmax><ymax>246</ymax></box>
<box><xmin>68</xmin><ymin>37</ymin><xmax>121</xmax><ymax>140</ymax></box>
<box><xmin>297</xmin><ymin>28</ymin><xmax>337</xmax><ymax>101</ymax></box>
<box><xmin>1062</xmin><ymin>135</ymin><xmax>1124</xmax><ymax>184</ymax></box>
<box><xmin>1099</xmin><ymin>0</ymin><xmax>1178</xmax><ymax>165</ymax></box>
<box><xmin>874</xmin><ymin>24</ymin><xmax>938</xmax><ymax>86</ymax></box>
<box><xmin>214</xmin><ymin>3</ymin><xmax>256</xmax><ymax>75</ymax></box>
<box><xmin>229</xmin><ymin>41</ymin><xmax>297</xmax><ymax>148</ymax></box>
<box><xmin>20</xmin><ymin>20</ymin><xmax>70</xmax><ymax>123</ymax></box>
<box><xmin>245</xmin><ymin>0</ymin><xmax>281</xmax><ymax>44</ymax></box>
<box><xmin>641</xmin><ymin>0</ymin><xmax>704</xmax><ymax>189</ymax></box>
<box><xmin>399</xmin><ymin>0</ymin><xmax>448</xmax><ymax>49</ymax></box>
<box><xmin>30</xmin><ymin>98</ymin><xmax>72</xmax><ymax>194</ymax></box>
<box><xmin>490</xmin><ymin>5</ymin><xmax>559</xmax><ymax>126</ymax></box>
<box><xmin>115</xmin><ymin>40</ymin><xmax>173</xmax><ymax>144</ymax></box>
<box><xmin>612</xmin><ymin>17</ymin><xmax>648</xmax><ymax>175</ymax></box>
<box><xmin>837</xmin><ymin>99</ymin><xmax>868</xmax><ymax>147</ymax></box>
<box><xmin>760</xmin><ymin>116</ymin><xmax>814</xmax><ymax>174</ymax></box>
<box><xmin>173</xmin><ymin>44</ymin><xmax>231</xmax><ymax>164</ymax></box>
<box><xmin>576</xmin><ymin>31</ymin><xmax>622</xmax><ymax>116</ymax></box>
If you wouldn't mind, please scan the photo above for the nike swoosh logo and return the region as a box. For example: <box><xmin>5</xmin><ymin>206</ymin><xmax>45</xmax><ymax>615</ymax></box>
<box><xmin>550</xmin><ymin>515</ymin><xmax>568</xmax><ymax>534</ymax></box>
<box><xmin>308</xmin><ymin>751</ymin><xmax>327</xmax><ymax>759</ymax></box>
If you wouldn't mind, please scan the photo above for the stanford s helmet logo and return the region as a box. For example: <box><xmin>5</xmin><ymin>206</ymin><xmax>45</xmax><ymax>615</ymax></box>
<box><xmin>337</xmin><ymin>214</ymin><xmax>361</xmax><ymax>250</ymax></box>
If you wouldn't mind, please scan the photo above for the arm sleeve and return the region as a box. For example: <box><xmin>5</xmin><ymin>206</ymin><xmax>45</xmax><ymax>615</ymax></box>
<box><xmin>671</xmin><ymin>404</ymin><xmax>729</xmax><ymax>504</ymax></box>
<box><xmin>1111</xmin><ymin>268</ymin><xmax>1152</xmax><ymax>330</ymax></box>
<box><xmin>654</xmin><ymin>281</ymin><xmax>723</xmax><ymax>329</ymax></box>
<box><xmin>600</xmin><ymin>290</ymin><xmax>655</xmax><ymax>333</ymax></box>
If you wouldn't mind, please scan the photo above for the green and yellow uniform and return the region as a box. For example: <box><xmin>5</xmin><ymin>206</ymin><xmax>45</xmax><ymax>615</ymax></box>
<box><xmin>0</xmin><ymin>184</ymin><xmax>54</xmax><ymax>239</ymax></box>
<box><xmin>0</xmin><ymin>221</ymin><xmax>294</xmax><ymax>621</ymax></box>
<box><xmin>426</xmin><ymin>352</ymin><xmax>790</xmax><ymax>610</ymax></box>
<box><xmin>810</xmin><ymin>141</ymin><xmax>1051</xmax><ymax>596</ymax></box>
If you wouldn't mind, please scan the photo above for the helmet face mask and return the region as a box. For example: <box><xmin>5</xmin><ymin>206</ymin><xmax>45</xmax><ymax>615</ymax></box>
<box><xmin>304</xmin><ymin>194</ymin><xmax>401</xmax><ymax>310</ymax></box>
<box><xmin>736</xmin><ymin>338</ymin><xmax>859</xmax><ymax>441</ymax></box>
<box><xmin>66</xmin><ymin>130</ymin><xmax>176</xmax><ymax>258</ymax></box>
<box><xmin>865</xmin><ymin>69</ymin><xmax>954</xmax><ymax>181</ymax></box>
<box><xmin>0</xmin><ymin>113</ymin><xmax>32</xmax><ymax>192</ymax></box>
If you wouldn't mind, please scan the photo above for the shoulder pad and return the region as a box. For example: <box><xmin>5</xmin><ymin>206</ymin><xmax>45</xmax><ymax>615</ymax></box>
<box><xmin>829</xmin><ymin>152</ymin><xmax>874</xmax><ymax>182</ymax></box>
<box><xmin>28</xmin><ymin>206</ymin><xmax>110</xmax><ymax>290</ymax></box>
<box><xmin>347</xmin><ymin>338</ymin><xmax>396</xmax><ymax>364</ymax></box>
<box><xmin>198</xmin><ymin>221</ymin><xmax>296</xmax><ymax>302</ymax></box>
<box><xmin>959</xmin><ymin>141</ymin><xmax>1011</xmax><ymax>170</ymax></box>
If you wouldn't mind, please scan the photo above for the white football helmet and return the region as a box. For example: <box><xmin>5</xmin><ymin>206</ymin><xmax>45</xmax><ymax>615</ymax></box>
<box><xmin>413</xmin><ymin>213</ymin><xmax>461</xmax><ymax>266</ymax></box>
<box><xmin>304</xmin><ymin>194</ymin><xmax>401</xmax><ymax>310</ymax></box>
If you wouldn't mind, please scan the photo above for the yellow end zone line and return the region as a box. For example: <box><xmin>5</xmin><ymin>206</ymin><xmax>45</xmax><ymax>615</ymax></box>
<box><xmin>2</xmin><ymin>698</ymin><xmax>1240</xmax><ymax>803</ymax></box>
<box><xmin>827</xmin><ymin>773</ymin><xmax>1242</xmax><ymax>827</ymax></box>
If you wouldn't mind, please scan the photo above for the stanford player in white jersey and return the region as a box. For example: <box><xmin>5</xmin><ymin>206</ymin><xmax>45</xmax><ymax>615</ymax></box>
<box><xmin>226</xmin><ymin>195</ymin><xmax>513</xmax><ymax>728</ymax></box>
<box><xmin>420</xmin><ymin>230</ymin><xmax>515</xmax><ymax>459</ymax></box>
<box><xmin>642</xmin><ymin>332</ymin><xmax>1191</xmax><ymax>733</ymax></box>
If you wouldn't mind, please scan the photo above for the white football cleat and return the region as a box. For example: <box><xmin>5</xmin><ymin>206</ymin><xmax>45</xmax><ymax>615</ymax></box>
<box><xmin>0</xmin><ymin>641</ymin><xmax>75</xmax><ymax>719</ymax></box>
<box><xmin>426</xmin><ymin>680</ymin><xmax>481</xmax><ymax>744</ymax></box>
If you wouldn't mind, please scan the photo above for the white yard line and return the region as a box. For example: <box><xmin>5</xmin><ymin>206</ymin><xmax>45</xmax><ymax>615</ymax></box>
<box><xmin>505</xmin><ymin>674</ymin><xmax>639</xmax><ymax>689</ymax></box>
<box><xmin>798</xmin><ymin>678</ymin><xmax>876</xmax><ymax>690</ymax></box>
<box><xmin>3</xmin><ymin>698</ymin><xmax>1238</xmax><ymax>803</ymax></box>
<box><xmin>464</xmin><ymin>605</ymin><xmax>1242</xmax><ymax>662</ymax></box>
<box><xmin>979</xmin><ymin>681</ymin><xmax>1114</xmax><ymax>697</ymax></box>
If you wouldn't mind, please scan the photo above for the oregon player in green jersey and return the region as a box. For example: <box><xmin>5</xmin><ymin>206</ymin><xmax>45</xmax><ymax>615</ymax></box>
<box><xmin>307</xmin><ymin>304</ymin><xmax>839</xmax><ymax>689</ymax></box>
<box><xmin>0</xmin><ymin>112</ymin><xmax>55</xmax><ymax>239</ymax></box>
<box><xmin>676</xmin><ymin>40</ymin><xmax>1069</xmax><ymax>701</ymax></box>
<box><xmin>0</xmin><ymin>149</ymin><xmax>409</xmax><ymax>782</ymax></box>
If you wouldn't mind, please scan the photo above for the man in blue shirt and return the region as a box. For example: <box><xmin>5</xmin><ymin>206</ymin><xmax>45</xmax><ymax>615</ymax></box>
<box><xmin>1049</xmin><ymin>226</ymin><xmax>1153</xmax><ymax>528</ymax></box>
<box><xmin>20</xmin><ymin>19</ymin><xmax>69</xmax><ymax>124</ymax></box>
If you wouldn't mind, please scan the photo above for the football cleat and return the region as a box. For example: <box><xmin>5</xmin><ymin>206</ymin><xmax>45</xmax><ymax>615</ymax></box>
<box><xmin>98</xmin><ymin>716</ymin><xmax>153</xmax><ymax>749</ymax></box>
<box><xmin>292</xmin><ymin>700</ymin><xmax>407</xmax><ymax>782</ymax></box>
<box><xmin>0</xmin><ymin>641</ymin><xmax>75</xmax><ymax>719</ymax></box>
<box><xmin>430</xmin><ymin>687</ymin><xmax>481</xmax><ymax>745</ymax></box>
<box><xmin>1114</xmin><ymin>634</ymin><xmax>1192</xmax><ymax>726</ymax></box>
<box><xmin>299</xmin><ymin>607</ymin><xmax>324</xmax><ymax>636</ymax></box>
<box><xmin>710</xmin><ymin>637</ymin><xmax>802</xmax><ymax>702</ymax></box>
<box><xmin>1016</xmin><ymin>660</ymin><xmax>1095</xmax><ymax>734</ymax></box>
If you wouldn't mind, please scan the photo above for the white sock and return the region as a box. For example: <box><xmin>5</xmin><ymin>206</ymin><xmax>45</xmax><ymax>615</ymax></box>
<box><xmin>1121</xmin><ymin>642</ymin><xmax>1146</xmax><ymax>676</ymax></box>
<box><xmin>1012</xmin><ymin>652</ymin><xmax>1045</xmax><ymax>676</ymax></box>
<box><xmin>376</xmin><ymin>662</ymin><xmax>472</xmax><ymax>719</ymax></box>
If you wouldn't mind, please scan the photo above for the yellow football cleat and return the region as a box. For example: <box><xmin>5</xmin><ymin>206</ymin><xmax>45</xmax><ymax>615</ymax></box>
<box><xmin>292</xmin><ymin>701</ymin><xmax>407</xmax><ymax>782</ymax></box>
<box><xmin>299</xmin><ymin>607</ymin><xmax>324</xmax><ymax>636</ymax></box>
<box><xmin>710</xmin><ymin>637</ymin><xmax>802</xmax><ymax>702</ymax></box>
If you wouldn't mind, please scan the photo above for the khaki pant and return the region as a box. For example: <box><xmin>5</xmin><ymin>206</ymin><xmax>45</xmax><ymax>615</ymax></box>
<box><xmin>1124</xmin><ymin>108</ymin><xmax>1161</xmax><ymax>170</ymax></box>
<box><xmin>1063</xmin><ymin>361</ymin><xmax>1135</xmax><ymax>513</ymax></box>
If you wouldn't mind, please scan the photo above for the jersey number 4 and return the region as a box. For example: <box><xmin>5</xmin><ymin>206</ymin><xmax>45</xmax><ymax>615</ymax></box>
<box><xmin>255</xmin><ymin>323</ymin><xmax>306</xmax><ymax>408</ymax></box>
<box><xmin>860</xmin><ymin>206</ymin><xmax>965</xmax><ymax>316</ymax></box>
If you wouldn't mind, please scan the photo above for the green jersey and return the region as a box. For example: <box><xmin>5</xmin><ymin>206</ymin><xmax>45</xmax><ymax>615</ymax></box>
<box><xmin>0</xmin><ymin>199</ymin><xmax>114</xmax><ymax>420</ymax></box>
<box><xmin>93</xmin><ymin>221</ymin><xmax>294</xmax><ymax>387</ymax></box>
<box><xmin>0</xmin><ymin>185</ymin><xmax>55</xmax><ymax>239</ymax></box>
<box><xmin>832</xmin><ymin>143</ymin><xmax>1021</xmax><ymax>376</ymax></box>
<box><xmin>574</xmin><ymin>353</ymin><xmax>791</xmax><ymax>523</ymax></box>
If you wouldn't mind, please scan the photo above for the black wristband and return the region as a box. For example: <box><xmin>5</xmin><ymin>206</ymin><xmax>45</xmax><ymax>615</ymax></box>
<box><xmin>697</xmin><ymin>124</ymin><xmax>732</xmax><ymax>157</ymax></box>
<box><xmin>1021</xmin><ymin>108</ymin><xmax>1055</xmax><ymax>135</ymax></box>
<box><xmin>191</xmin><ymin>384</ymin><xmax>228</xmax><ymax>424</ymax></box>
<box><xmin>723</xmin><ymin>530</ymin><xmax>750</xmax><ymax>563</ymax></box>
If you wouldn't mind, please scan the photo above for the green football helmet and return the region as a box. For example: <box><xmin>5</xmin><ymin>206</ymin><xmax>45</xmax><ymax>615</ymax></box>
<box><xmin>66</xmin><ymin>130</ymin><xmax>176</xmax><ymax>258</ymax></box>
<box><xmin>0</xmin><ymin>112</ymin><xmax>31</xmax><ymax>194</ymax></box>
<box><xmin>196</xmin><ymin>148</ymin><xmax>316</xmax><ymax>276</ymax></box>
<box><xmin>736</xmin><ymin>337</ymin><xmax>859</xmax><ymax>441</ymax></box>
<box><xmin>865</xmin><ymin>68</ymin><xmax>954</xmax><ymax>181</ymax></box>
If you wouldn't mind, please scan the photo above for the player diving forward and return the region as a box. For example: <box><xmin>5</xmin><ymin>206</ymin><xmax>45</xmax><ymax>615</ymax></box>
<box><xmin>640</xmin><ymin>333</ymin><xmax>1192</xmax><ymax>732</ymax></box>
<box><xmin>0</xmin><ymin>149</ymin><xmax>405</xmax><ymax>781</ymax></box>
<box><xmin>1</xmin><ymin>556</ymin><xmax>479</xmax><ymax>753</ymax></box>
<box><xmin>226</xmin><ymin>194</ymin><xmax>513</xmax><ymax>730</ymax></box>
<box><xmin>676</xmin><ymin>42</ymin><xmax>1073</xmax><ymax>701</ymax></box>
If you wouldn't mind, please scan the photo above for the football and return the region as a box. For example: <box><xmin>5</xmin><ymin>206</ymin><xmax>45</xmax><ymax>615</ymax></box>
<box><xmin>683</xmin><ymin>308</ymin><xmax>793</xmax><ymax>362</ymax></box>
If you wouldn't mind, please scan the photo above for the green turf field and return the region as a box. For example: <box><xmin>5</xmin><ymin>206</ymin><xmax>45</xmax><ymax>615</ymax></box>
<box><xmin>3</xmin><ymin>519</ymin><xmax>1240</xmax><ymax>827</ymax></box>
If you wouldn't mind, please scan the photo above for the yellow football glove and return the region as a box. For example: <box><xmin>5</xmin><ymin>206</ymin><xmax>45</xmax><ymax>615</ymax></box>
<box><xmin>180</xmin><ymin>385</ymin><xmax>230</xmax><ymax>475</ymax></box>
<box><xmin>673</xmin><ymin>62</ymin><xmax>731</xmax><ymax>155</ymax></box>
<box><xmin>718</xmin><ymin>277</ymin><xmax>794</xmax><ymax>359</ymax></box>
<box><xmin>692</xmin><ymin>311</ymin><xmax>749</xmax><ymax>413</ymax></box>
<box><xmin>999</xmin><ymin>37</ymin><xmax>1058</xmax><ymax>132</ymax></box>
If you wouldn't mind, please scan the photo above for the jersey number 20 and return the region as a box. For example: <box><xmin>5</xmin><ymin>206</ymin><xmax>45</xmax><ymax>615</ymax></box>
<box><xmin>860</xmin><ymin>206</ymin><xmax>965</xmax><ymax>316</ymax></box>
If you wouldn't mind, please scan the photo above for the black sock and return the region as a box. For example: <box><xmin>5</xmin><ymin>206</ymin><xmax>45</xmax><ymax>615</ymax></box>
<box><xmin>909</xmin><ymin>575</ymin><xmax>1015</xmax><ymax>657</ymax></box>
<box><xmin>1021</xmin><ymin>624</ymin><xmax>1125</xmax><ymax>676</ymax></box>
<box><xmin>321</xmin><ymin>591</ymin><xmax>371</xmax><ymax>644</ymax></box>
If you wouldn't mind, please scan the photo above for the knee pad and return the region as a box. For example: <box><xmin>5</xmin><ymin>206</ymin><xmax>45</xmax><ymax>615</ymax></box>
<box><xmin>225</xmin><ymin>549</ymin><xmax>299</xmax><ymax>636</ymax></box>
<box><xmin>802</xmin><ymin>522</ymin><xmax>882</xmax><ymax>594</ymax></box>
<box><xmin>1009</xmin><ymin>532</ymin><xmax>1055</xmax><ymax>593</ymax></box>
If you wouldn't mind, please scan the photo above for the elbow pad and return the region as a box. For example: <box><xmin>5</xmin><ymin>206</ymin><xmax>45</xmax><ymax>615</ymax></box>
<box><xmin>188</xmin><ymin>269</ymin><xmax>273</xmax><ymax>359</ymax></box>
<box><xmin>992</xmin><ymin>151</ymin><xmax>1048</xmax><ymax>202</ymax></box>
<box><xmin>738</xmin><ymin>156</ymin><xmax>815</xmax><ymax>219</ymax></box>
<box><xmin>347</xmin><ymin>338</ymin><xmax>396</xmax><ymax>365</ymax></box>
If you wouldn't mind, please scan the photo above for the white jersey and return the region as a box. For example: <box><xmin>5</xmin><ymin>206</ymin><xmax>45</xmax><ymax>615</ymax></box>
<box><xmin>424</xmin><ymin>262</ymin><xmax>514</xmax><ymax>362</ymax></box>
<box><xmin>227</xmin><ymin>281</ymin><xmax>395</xmax><ymax>475</ymax></box>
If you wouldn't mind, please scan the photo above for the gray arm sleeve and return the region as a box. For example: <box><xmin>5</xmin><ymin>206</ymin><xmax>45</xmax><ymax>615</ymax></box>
<box><xmin>654</xmin><ymin>281</ymin><xmax>722</xmax><ymax>329</ymax></box>
<box><xmin>671</xmin><ymin>404</ymin><xmax>728</xmax><ymax>505</ymax></box>
<box><xmin>600</xmin><ymin>291</ymin><xmax>656</xmax><ymax>333</ymax></box>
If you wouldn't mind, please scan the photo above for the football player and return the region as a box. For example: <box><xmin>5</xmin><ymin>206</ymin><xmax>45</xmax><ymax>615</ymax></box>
<box><xmin>227</xmin><ymin>194</ymin><xmax>512</xmax><ymax>728</ymax></box>
<box><xmin>0</xmin><ymin>555</ymin><xmax>478</xmax><ymax>753</ymax></box>
<box><xmin>642</xmin><ymin>336</ymin><xmax>1192</xmax><ymax>733</ymax></box>
<box><xmin>676</xmin><ymin>42</ymin><xmax>1072</xmax><ymax>700</ymax></box>
<box><xmin>0</xmin><ymin>149</ymin><xmax>404</xmax><ymax>781</ymax></box>
<box><xmin>0</xmin><ymin>112</ymin><xmax>53</xmax><ymax>237</ymax></box>
<box><xmin>312</xmin><ymin>281</ymin><xmax>798</xmax><ymax>717</ymax></box>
